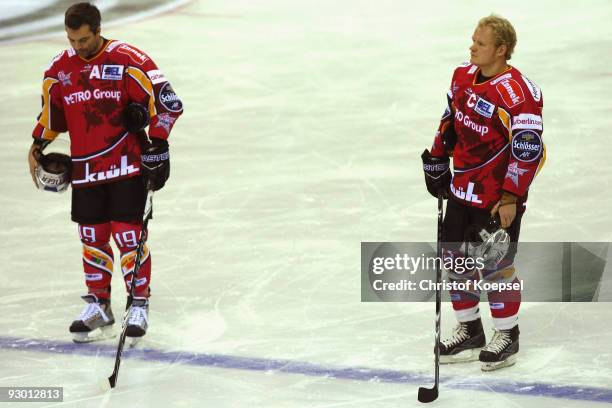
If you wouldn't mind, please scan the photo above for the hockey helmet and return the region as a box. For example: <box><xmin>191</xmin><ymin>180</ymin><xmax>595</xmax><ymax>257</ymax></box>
<box><xmin>35</xmin><ymin>152</ymin><xmax>72</xmax><ymax>193</ymax></box>
<box><xmin>464</xmin><ymin>215</ymin><xmax>511</xmax><ymax>268</ymax></box>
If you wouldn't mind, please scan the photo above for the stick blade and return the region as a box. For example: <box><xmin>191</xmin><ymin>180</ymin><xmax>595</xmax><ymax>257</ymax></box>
<box><xmin>417</xmin><ymin>385</ymin><xmax>438</xmax><ymax>403</ymax></box>
<box><xmin>108</xmin><ymin>373</ymin><xmax>117</xmax><ymax>389</ymax></box>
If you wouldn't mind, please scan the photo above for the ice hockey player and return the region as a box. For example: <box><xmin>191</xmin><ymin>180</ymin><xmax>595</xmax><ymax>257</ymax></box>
<box><xmin>421</xmin><ymin>14</ymin><xmax>545</xmax><ymax>371</ymax></box>
<box><xmin>27</xmin><ymin>2</ymin><xmax>183</xmax><ymax>343</ymax></box>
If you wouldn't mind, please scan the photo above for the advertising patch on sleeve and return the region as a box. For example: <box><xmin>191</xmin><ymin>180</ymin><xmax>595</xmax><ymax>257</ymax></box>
<box><xmin>147</xmin><ymin>69</ymin><xmax>167</xmax><ymax>85</ymax></box>
<box><xmin>158</xmin><ymin>83</ymin><xmax>183</xmax><ymax>112</ymax></box>
<box><xmin>511</xmin><ymin>130</ymin><xmax>542</xmax><ymax>162</ymax></box>
<box><xmin>521</xmin><ymin>75</ymin><xmax>542</xmax><ymax>102</ymax></box>
<box><xmin>117</xmin><ymin>44</ymin><xmax>149</xmax><ymax>65</ymax></box>
<box><xmin>512</xmin><ymin>113</ymin><xmax>543</xmax><ymax>131</ymax></box>
<box><xmin>496</xmin><ymin>78</ymin><xmax>525</xmax><ymax>108</ymax></box>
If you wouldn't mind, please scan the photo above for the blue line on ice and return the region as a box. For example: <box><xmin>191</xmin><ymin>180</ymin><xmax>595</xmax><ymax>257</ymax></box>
<box><xmin>1</xmin><ymin>335</ymin><xmax>611</xmax><ymax>403</ymax></box>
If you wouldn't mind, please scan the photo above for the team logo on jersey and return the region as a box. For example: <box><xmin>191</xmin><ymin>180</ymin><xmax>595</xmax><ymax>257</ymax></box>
<box><xmin>158</xmin><ymin>82</ymin><xmax>183</xmax><ymax>112</ymax></box>
<box><xmin>495</xmin><ymin>78</ymin><xmax>525</xmax><ymax>108</ymax></box>
<box><xmin>512</xmin><ymin>113</ymin><xmax>543</xmax><ymax>131</ymax></box>
<box><xmin>505</xmin><ymin>161</ymin><xmax>528</xmax><ymax>187</ymax></box>
<box><xmin>58</xmin><ymin>71</ymin><xmax>72</xmax><ymax>86</ymax></box>
<box><xmin>155</xmin><ymin>113</ymin><xmax>176</xmax><ymax>133</ymax></box>
<box><xmin>521</xmin><ymin>75</ymin><xmax>542</xmax><ymax>102</ymax></box>
<box><xmin>467</xmin><ymin>93</ymin><xmax>495</xmax><ymax>118</ymax></box>
<box><xmin>511</xmin><ymin>130</ymin><xmax>542</xmax><ymax>162</ymax></box>
<box><xmin>101</xmin><ymin>65</ymin><xmax>124</xmax><ymax>80</ymax></box>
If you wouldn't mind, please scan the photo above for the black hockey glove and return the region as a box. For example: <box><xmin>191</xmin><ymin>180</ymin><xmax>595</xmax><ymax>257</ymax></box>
<box><xmin>141</xmin><ymin>138</ymin><xmax>169</xmax><ymax>191</ymax></box>
<box><xmin>123</xmin><ymin>103</ymin><xmax>149</xmax><ymax>133</ymax></box>
<box><xmin>421</xmin><ymin>149</ymin><xmax>451</xmax><ymax>199</ymax></box>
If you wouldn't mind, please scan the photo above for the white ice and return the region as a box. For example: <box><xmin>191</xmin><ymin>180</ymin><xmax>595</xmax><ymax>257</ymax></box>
<box><xmin>1</xmin><ymin>0</ymin><xmax>612</xmax><ymax>407</ymax></box>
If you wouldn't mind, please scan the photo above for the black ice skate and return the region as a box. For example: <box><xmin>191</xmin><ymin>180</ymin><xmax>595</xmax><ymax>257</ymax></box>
<box><xmin>69</xmin><ymin>294</ymin><xmax>116</xmax><ymax>343</ymax></box>
<box><xmin>125</xmin><ymin>297</ymin><xmax>149</xmax><ymax>345</ymax></box>
<box><xmin>479</xmin><ymin>325</ymin><xmax>519</xmax><ymax>371</ymax></box>
<box><xmin>439</xmin><ymin>318</ymin><xmax>486</xmax><ymax>363</ymax></box>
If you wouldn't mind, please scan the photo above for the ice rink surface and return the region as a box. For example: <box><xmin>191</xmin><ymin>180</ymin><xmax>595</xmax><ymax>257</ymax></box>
<box><xmin>1</xmin><ymin>0</ymin><xmax>612</xmax><ymax>406</ymax></box>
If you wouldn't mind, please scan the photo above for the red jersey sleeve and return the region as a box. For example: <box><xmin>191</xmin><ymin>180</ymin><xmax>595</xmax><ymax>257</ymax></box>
<box><xmin>32</xmin><ymin>51</ymin><xmax>68</xmax><ymax>141</ymax></box>
<box><xmin>499</xmin><ymin>75</ymin><xmax>545</xmax><ymax>197</ymax></box>
<box><xmin>122</xmin><ymin>44</ymin><xmax>183</xmax><ymax>141</ymax></box>
<box><xmin>431</xmin><ymin>66</ymin><xmax>463</xmax><ymax>158</ymax></box>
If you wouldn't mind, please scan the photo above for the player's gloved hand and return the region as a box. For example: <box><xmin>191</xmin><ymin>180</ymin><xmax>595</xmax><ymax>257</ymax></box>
<box><xmin>123</xmin><ymin>103</ymin><xmax>150</xmax><ymax>133</ymax></box>
<box><xmin>421</xmin><ymin>149</ymin><xmax>451</xmax><ymax>199</ymax></box>
<box><xmin>141</xmin><ymin>138</ymin><xmax>169</xmax><ymax>191</ymax></box>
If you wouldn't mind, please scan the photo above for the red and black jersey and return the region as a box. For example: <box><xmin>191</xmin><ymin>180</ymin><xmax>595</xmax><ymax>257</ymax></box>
<box><xmin>431</xmin><ymin>63</ymin><xmax>545</xmax><ymax>209</ymax></box>
<box><xmin>32</xmin><ymin>39</ymin><xmax>183</xmax><ymax>188</ymax></box>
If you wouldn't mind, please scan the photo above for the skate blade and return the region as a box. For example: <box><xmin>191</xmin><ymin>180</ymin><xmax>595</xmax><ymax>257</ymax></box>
<box><xmin>481</xmin><ymin>354</ymin><xmax>517</xmax><ymax>371</ymax></box>
<box><xmin>440</xmin><ymin>348</ymin><xmax>482</xmax><ymax>364</ymax></box>
<box><xmin>128</xmin><ymin>336</ymin><xmax>143</xmax><ymax>348</ymax></box>
<box><xmin>72</xmin><ymin>326</ymin><xmax>116</xmax><ymax>343</ymax></box>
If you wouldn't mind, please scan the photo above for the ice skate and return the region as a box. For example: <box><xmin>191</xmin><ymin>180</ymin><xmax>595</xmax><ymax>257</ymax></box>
<box><xmin>439</xmin><ymin>318</ymin><xmax>486</xmax><ymax>363</ymax></box>
<box><xmin>125</xmin><ymin>296</ymin><xmax>149</xmax><ymax>345</ymax></box>
<box><xmin>69</xmin><ymin>294</ymin><xmax>116</xmax><ymax>343</ymax></box>
<box><xmin>480</xmin><ymin>325</ymin><xmax>519</xmax><ymax>371</ymax></box>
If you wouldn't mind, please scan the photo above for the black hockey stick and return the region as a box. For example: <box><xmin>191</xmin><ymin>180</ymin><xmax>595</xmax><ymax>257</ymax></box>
<box><xmin>418</xmin><ymin>193</ymin><xmax>444</xmax><ymax>403</ymax></box>
<box><xmin>108</xmin><ymin>183</ymin><xmax>154</xmax><ymax>389</ymax></box>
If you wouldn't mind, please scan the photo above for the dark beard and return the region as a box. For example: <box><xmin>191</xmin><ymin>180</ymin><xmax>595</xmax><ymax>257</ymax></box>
<box><xmin>83</xmin><ymin>37</ymin><xmax>106</xmax><ymax>59</ymax></box>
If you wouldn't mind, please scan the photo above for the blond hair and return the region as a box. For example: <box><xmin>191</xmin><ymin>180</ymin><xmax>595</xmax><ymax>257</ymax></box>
<box><xmin>478</xmin><ymin>14</ymin><xmax>517</xmax><ymax>60</ymax></box>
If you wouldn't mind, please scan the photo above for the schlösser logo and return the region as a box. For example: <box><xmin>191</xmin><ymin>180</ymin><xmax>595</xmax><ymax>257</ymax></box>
<box><xmin>511</xmin><ymin>130</ymin><xmax>542</xmax><ymax>162</ymax></box>
<box><xmin>158</xmin><ymin>82</ymin><xmax>183</xmax><ymax>112</ymax></box>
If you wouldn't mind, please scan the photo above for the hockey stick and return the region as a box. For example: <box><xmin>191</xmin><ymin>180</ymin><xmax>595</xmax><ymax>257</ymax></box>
<box><xmin>417</xmin><ymin>193</ymin><xmax>443</xmax><ymax>403</ymax></box>
<box><xmin>108</xmin><ymin>182</ymin><xmax>154</xmax><ymax>389</ymax></box>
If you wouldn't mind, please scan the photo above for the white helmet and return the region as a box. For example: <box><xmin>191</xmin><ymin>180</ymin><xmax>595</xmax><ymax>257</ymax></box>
<box><xmin>35</xmin><ymin>152</ymin><xmax>72</xmax><ymax>193</ymax></box>
<box><xmin>465</xmin><ymin>216</ymin><xmax>511</xmax><ymax>268</ymax></box>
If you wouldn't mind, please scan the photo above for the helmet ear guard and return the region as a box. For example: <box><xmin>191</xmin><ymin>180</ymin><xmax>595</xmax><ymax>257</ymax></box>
<box><xmin>35</xmin><ymin>152</ymin><xmax>72</xmax><ymax>193</ymax></box>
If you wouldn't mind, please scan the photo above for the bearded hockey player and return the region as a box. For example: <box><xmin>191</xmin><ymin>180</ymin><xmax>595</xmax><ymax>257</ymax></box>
<box><xmin>27</xmin><ymin>2</ymin><xmax>183</xmax><ymax>343</ymax></box>
<box><xmin>421</xmin><ymin>14</ymin><xmax>545</xmax><ymax>371</ymax></box>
